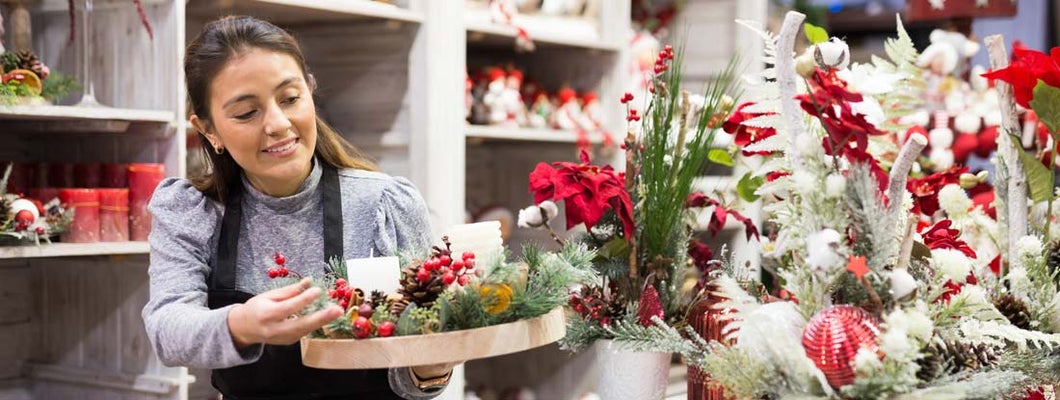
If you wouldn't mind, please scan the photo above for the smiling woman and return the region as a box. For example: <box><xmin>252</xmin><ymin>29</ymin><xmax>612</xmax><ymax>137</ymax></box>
<box><xmin>142</xmin><ymin>16</ymin><xmax>452</xmax><ymax>400</ymax></box>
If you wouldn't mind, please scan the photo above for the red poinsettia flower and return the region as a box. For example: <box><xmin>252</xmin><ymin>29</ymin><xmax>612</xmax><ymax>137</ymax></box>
<box><xmin>921</xmin><ymin>219</ymin><xmax>977</xmax><ymax>259</ymax></box>
<box><xmin>981</xmin><ymin>44</ymin><xmax>1060</xmax><ymax>109</ymax></box>
<box><xmin>907</xmin><ymin>166</ymin><xmax>968</xmax><ymax>216</ymax></box>
<box><xmin>722</xmin><ymin>102</ymin><xmax>778</xmax><ymax>156</ymax></box>
<box><xmin>938</xmin><ymin>271</ymin><xmax>979</xmax><ymax>303</ymax></box>
<box><xmin>686</xmin><ymin>192</ymin><xmax>760</xmax><ymax>240</ymax></box>
<box><xmin>796</xmin><ymin>69</ymin><xmax>888</xmax><ymax>157</ymax></box>
<box><xmin>529</xmin><ymin>150</ymin><xmax>635</xmax><ymax>239</ymax></box>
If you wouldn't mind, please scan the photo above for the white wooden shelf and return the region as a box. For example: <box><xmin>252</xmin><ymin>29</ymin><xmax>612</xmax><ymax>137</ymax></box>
<box><xmin>0</xmin><ymin>242</ymin><xmax>149</xmax><ymax>259</ymax></box>
<box><xmin>0</xmin><ymin>105</ymin><xmax>174</xmax><ymax>134</ymax></box>
<box><xmin>186</xmin><ymin>0</ymin><xmax>423</xmax><ymax>26</ymax></box>
<box><xmin>465</xmin><ymin>8</ymin><xmax>617</xmax><ymax>51</ymax></box>
<box><xmin>466</xmin><ymin>124</ymin><xmax>611</xmax><ymax>144</ymax></box>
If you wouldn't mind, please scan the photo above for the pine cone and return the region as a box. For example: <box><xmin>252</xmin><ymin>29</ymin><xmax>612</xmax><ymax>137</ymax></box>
<box><xmin>0</xmin><ymin>198</ymin><xmax>11</xmax><ymax>224</ymax></box>
<box><xmin>389</xmin><ymin>297</ymin><xmax>410</xmax><ymax>317</ymax></box>
<box><xmin>916</xmin><ymin>346</ymin><xmax>942</xmax><ymax>381</ymax></box>
<box><xmin>920</xmin><ymin>338</ymin><xmax>999</xmax><ymax>379</ymax></box>
<box><xmin>993</xmin><ymin>293</ymin><xmax>1032</xmax><ymax>330</ymax></box>
<box><xmin>397</xmin><ymin>264</ymin><xmax>446</xmax><ymax>308</ymax></box>
<box><xmin>15</xmin><ymin>50</ymin><xmax>45</xmax><ymax>79</ymax></box>
<box><xmin>1048</xmin><ymin>240</ymin><xmax>1060</xmax><ymax>285</ymax></box>
<box><xmin>369</xmin><ymin>290</ymin><xmax>388</xmax><ymax>309</ymax></box>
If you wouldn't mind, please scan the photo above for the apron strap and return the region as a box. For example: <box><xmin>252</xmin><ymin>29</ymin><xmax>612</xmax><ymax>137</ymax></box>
<box><xmin>321</xmin><ymin>164</ymin><xmax>344</xmax><ymax>263</ymax></box>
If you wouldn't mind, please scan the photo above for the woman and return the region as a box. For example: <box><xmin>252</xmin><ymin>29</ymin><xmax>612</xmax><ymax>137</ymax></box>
<box><xmin>142</xmin><ymin>16</ymin><xmax>453</xmax><ymax>399</ymax></box>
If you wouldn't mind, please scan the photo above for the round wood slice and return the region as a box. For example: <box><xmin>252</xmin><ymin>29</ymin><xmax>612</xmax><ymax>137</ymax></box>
<box><xmin>300</xmin><ymin>307</ymin><xmax>566</xmax><ymax>369</ymax></box>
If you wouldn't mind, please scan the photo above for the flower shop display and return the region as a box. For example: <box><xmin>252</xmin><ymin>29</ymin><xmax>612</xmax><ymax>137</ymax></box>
<box><xmin>293</xmin><ymin>231</ymin><xmax>598</xmax><ymax>369</ymax></box>
<box><xmin>544</xmin><ymin>10</ymin><xmax>1060</xmax><ymax>399</ymax></box>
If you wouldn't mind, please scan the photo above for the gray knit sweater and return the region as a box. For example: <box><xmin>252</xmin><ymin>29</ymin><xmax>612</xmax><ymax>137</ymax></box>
<box><xmin>141</xmin><ymin>160</ymin><xmax>443</xmax><ymax>399</ymax></box>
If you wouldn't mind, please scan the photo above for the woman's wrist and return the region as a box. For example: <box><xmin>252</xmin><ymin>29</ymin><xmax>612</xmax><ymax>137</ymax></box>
<box><xmin>227</xmin><ymin>304</ymin><xmax>255</xmax><ymax>349</ymax></box>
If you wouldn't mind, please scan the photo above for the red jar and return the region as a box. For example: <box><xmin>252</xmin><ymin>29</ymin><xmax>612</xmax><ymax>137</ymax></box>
<box><xmin>128</xmin><ymin>164</ymin><xmax>165</xmax><ymax>241</ymax></box>
<box><xmin>102</xmin><ymin>163</ymin><xmax>128</xmax><ymax>188</ymax></box>
<box><xmin>98</xmin><ymin>189</ymin><xmax>129</xmax><ymax>242</ymax></box>
<box><xmin>48</xmin><ymin>163</ymin><xmax>75</xmax><ymax>188</ymax></box>
<box><xmin>686</xmin><ymin>280</ymin><xmax>736</xmax><ymax>400</ymax></box>
<box><xmin>59</xmin><ymin>188</ymin><xmax>100</xmax><ymax>243</ymax></box>
<box><xmin>74</xmin><ymin>163</ymin><xmax>102</xmax><ymax>188</ymax></box>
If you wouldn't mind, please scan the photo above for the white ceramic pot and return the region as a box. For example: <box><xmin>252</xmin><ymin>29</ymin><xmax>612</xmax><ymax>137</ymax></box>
<box><xmin>595</xmin><ymin>339</ymin><xmax>671</xmax><ymax>400</ymax></box>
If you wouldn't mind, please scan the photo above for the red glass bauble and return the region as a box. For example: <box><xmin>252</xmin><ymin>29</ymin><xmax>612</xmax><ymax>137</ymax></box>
<box><xmin>801</xmin><ymin>305</ymin><xmax>881</xmax><ymax>389</ymax></box>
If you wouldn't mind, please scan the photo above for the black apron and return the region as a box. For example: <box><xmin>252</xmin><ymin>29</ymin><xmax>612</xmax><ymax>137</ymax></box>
<box><xmin>206</xmin><ymin>164</ymin><xmax>402</xmax><ymax>400</ymax></box>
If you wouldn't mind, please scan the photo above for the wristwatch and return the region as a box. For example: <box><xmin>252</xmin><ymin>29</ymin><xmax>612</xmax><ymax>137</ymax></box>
<box><xmin>409</xmin><ymin>368</ymin><xmax>452</xmax><ymax>391</ymax></box>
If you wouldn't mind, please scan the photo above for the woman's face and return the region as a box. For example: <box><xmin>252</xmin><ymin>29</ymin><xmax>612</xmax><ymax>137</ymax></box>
<box><xmin>195</xmin><ymin>48</ymin><xmax>317</xmax><ymax>197</ymax></box>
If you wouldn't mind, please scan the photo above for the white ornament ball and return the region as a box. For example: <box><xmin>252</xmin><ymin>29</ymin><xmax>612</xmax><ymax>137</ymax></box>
<box><xmin>9</xmin><ymin>199</ymin><xmax>39</xmax><ymax>224</ymax></box>
<box><xmin>929</xmin><ymin>127</ymin><xmax>954</xmax><ymax>149</ymax></box>
<box><xmin>954</xmin><ymin>112</ymin><xmax>982</xmax><ymax>134</ymax></box>
<box><xmin>930</xmin><ymin>149</ymin><xmax>955</xmax><ymax>170</ymax></box>
<box><xmin>889</xmin><ymin>269</ymin><xmax>918</xmax><ymax>300</ymax></box>
<box><xmin>825</xmin><ymin>173</ymin><xmax>847</xmax><ymax>198</ymax></box>
<box><xmin>983</xmin><ymin>111</ymin><xmax>1003</xmax><ymax>127</ymax></box>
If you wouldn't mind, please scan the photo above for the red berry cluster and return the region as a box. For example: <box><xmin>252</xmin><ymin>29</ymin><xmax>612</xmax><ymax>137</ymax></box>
<box><xmin>417</xmin><ymin>249</ymin><xmax>477</xmax><ymax>287</ymax></box>
<box><xmin>654</xmin><ymin>44</ymin><xmax>674</xmax><ymax>75</ymax></box>
<box><xmin>626</xmin><ymin>109</ymin><xmax>641</xmax><ymax>122</ymax></box>
<box><xmin>328</xmin><ymin>278</ymin><xmax>358</xmax><ymax>309</ymax></box>
<box><xmin>351</xmin><ymin>316</ymin><xmax>396</xmax><ymax>339</ymax></box>
<box><xmin>568</xmin><ymin>286</ymin><xmax>615</xmax><ymax>327</ymax></box>
<box><xmin>619</xmin><ymin>92</ymin><xmax>634</xmax><ymax>104</ymax></box>
<box><xmin>267</xmin><ymin>252</ymin><xmax>292</xmax><ymax>278</ymax></box>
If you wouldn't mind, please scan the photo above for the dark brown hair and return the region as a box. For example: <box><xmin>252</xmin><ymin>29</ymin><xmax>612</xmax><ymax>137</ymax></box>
<box><xmin>185</xmin><ymin>15</ymin><xmax>376</xmax><ymax>201</ymax></box>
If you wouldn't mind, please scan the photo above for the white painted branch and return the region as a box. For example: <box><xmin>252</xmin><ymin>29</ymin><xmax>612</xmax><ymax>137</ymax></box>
<box><xmin>986</xmin><ymin>34</ymin><xmax>1028</xmax><ymax>271</ymax></box>
<box><xmin>776</xmin><ymin>11</ymin><xmax>807</xmax><ymax>168</ymax></box>
<box><xmin>895</xmin><ymin>214</ymin><xmax>919</xmax><ymax>271</ymax></box>
<box><xmin>887</xmin><ymin>134</ymin><xmax>927</xmax><ymax>214</ymax></box>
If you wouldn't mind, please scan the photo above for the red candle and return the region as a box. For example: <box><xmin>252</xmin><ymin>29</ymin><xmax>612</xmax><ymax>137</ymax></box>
<box><xmin>33</xmin><ymin>163</ymin><xmax>49</xmax><ymax>187</ymax></box>
<box><xmin>74</xmin><ymin>163</ymin><xmax>102</xmax><ymax>188</ymax></box>
<box><xmin>28</xmin><ymin>188</ymin><xmax>61</xmax><ymax>204</ymax></box>
<box><xmin>59</xmin><ymin>188</ymin><xmax>100</xmax><ymax>243</ymax></box>
<box><xmin>49</xmin><ymin>163</ymin><xmax>75</xmax><ymax>188</ymax></box>
<box><xmin>102</xmin><ymin>163</ymin><xmax>128</xmax><ymax>188</ymax></box>
<box><xmin>98</xmin><ymin>188</ymin><xmax>129</xmax><ymax>242</ymax></box>
<box><xmin>128</xmin><ymin>163</ymin><xmax>165</xmax><ymax>241</ymax></box>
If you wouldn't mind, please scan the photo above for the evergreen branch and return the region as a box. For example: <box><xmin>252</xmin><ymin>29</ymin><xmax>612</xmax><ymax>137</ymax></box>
<box><xmin>998</xmin><ymin>350</ymin><xmax>1060</xmax><ymax>386</ymax></box>
<box><xmin>846</xmin><ymin>163</ymin><xmax>901</xmax><ymax>270</ymax></box>
<box><xmin>894</xmin><ymin>370</ymin><xmax>1028</xmax><ymax>400</ymax></box>
<box><xmin>701</xmin><ymin>344</ymin><xmax>781</xmax><ymax>399</ymax></box>
<box><xmin>559</xmin><ymin>314</ymin><xmax>610</xmax><ymax>352</ymax></box>
<box><xmin>606</xmin><ymin>316</ymin><xmax>709</xmax><ymax>364</ymax></box>
<box><xmin>957</xmin><ymin>319</ymin><xmax>1060</xmax><ymax>352</ymax></box>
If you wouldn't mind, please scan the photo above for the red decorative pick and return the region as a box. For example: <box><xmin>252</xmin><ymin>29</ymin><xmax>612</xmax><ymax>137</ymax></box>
<box><xmin>802</xmin><ymin>305</ymin><xmax>881</xmax><ymax>390</ymax></box>
<box><xmin>636</xmin><ymin>284</ymin><xmax>665</xmax><ymax>327</ymax></box>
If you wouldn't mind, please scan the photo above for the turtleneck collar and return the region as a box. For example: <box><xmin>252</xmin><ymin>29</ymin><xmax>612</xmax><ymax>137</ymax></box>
<box><xmin>241</xmin><ymin>158</ymin><xmax>322</xmax><ymax>214</ymax></box>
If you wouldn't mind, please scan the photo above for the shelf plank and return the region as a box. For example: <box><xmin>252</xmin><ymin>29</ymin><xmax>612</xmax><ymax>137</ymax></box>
<box><xmin>0</xmin><ymin>242</ymin><xmax>150</xmax><ymax>259</ymax></box>
<box><xmin>187</xmin><ymin>0</ymin><xmax>423</xmax><ymax>26</ymax></box>
<box><xmin>0</xmin><ymin>105</ymin><xmax>174</xmax><ymax>134</ymax></box>
<box><xmin>465</xmin><ymin>9</ymin><xmax>616</xmax><ymax>51</ymax></box>
<box><xmin>466</xmin><ymin>125</ymin><xmax>610</xmax><ymax>144</ymax></box>
<box><xmin>0</xmin><ymin>105</ymin><xmax>173</xmax><ymax>123</ymax></box>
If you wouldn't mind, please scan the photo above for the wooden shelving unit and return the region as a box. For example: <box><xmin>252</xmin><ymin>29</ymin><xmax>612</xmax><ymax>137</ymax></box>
<box><xmin>466</xmin><ymin>125</ymin><xmax>610</xmax><ymax>144</ymax></box>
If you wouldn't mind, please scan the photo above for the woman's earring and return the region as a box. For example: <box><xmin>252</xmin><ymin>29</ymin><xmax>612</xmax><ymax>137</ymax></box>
<box><xmin>214</xmin><ymin>146</ymin><xmax>225</xmax><ymax>155</ymax></box>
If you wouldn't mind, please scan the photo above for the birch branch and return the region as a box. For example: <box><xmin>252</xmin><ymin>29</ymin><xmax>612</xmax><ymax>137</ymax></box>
<box><xmin>887</xmin><ymin>135</ymin><xmax>927</xmax><ymax>214</ymax></box>
<box><xmin>776</xmin><ymin>11</ymin><xmax>807</xmax><ymax>169</ymax></box>
<box><xmin>986</xmin><ymin>34</ymin><xmax>1027</xmax><ymax>271</ymax></box>
<box><xmin>896</xmin><ymin>214</ymin><xmax>919</xmax><ymax>271</ymax></box>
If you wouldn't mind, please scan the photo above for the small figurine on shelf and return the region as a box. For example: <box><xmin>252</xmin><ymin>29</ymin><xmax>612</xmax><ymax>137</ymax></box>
<box><xmin>527</xmin><ymin>90</ymin><xmax>554</xmax><ymax>128</ymax></box>
<box><xmin>483</xmin><ymin>67</ymin><xmax>508</xmax><ymax>125</ymax></box>
<box><xmin>469</xmin><ymin>70</ymin><xmax>491</xmax><ymax>125</ymax></box>
<box><xmin>466</xmin><ymin>73</ymin><xmax>474</xmax><ymax>120</ymax></box>
<box><xmin>917</xmin><ymin>29</ymin><xmax>980</xmax><ymax>110</ymax></box>
<box><xmin>927</xmin><ymin>111</ymin><xmax>956</xmax><ymax>170</ymax></box>
<box><xmin>580</xmin><ymin>91</ymin><xmax>603</xmax><ymax>130</ymax></box>
<box><xmin>501</xmin><ymin>67</ymin><xmax>528</xmax><ymax>127</ymax></box>
<box><xmin>551</xmin><ymin>86</ymin><xmax>586</xmax><ymax>130</ymax></box>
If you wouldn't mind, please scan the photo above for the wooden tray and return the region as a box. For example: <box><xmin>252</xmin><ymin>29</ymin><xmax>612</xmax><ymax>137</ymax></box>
<box><xmin>301</xmin><ymin>307</ymin><xmax>566</xmax><ymax>369</ymax></box>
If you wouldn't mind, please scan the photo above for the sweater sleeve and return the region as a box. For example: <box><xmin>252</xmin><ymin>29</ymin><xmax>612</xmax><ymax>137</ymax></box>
<box><xmin>141</xmin><ymin>178</ymin><xmax>264</xmax><ymax>369</ymax></box>
<box><xmin>374</xmin><ymin>176</ymin><xmax>433</xmax><ymax>256</ymax></box>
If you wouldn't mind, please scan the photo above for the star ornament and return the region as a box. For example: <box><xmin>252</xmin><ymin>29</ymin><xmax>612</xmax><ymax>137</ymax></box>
<box><xmin>846</xmin><ymin>255</ymin><xmax>870</xmax><ymax>280</ymax></box>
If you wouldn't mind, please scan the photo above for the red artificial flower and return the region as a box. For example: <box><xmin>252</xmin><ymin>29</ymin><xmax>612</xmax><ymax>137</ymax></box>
<box><xmin>528</xmin><ymin>150</ymin><xmax>635</xmax><ymax>239</ymax></box>
<box><xmin>723</xmin><ymin>102</ymin><xmax>778</xmax><ymax>156</ymax></box>
<box><xmin>988</xmin><ymin>255</ymin><xmax>1002</xmax><ymax>276</ymax></box>
<box><xmin>688</xmin><ymin>239</ymin><xmax>715</xmax><ymax>274</ymax></box>
<box><xmin>921</xmin><ymin>219</ymin><xmax>977</xmax><ymax>259</ymax></box>
<box><xmin>796</xmin><ymin>69</ymin><xmax>887</xmax><ymax>157</ymax></box>
<box><xmin>907</xmin><ymin>166</ymin><xmax>968</xmax><ymax>216</ymax></box>
<box><xmin>981</xmin><ymin>45</ymin><xmax>1060</xmax><ymax>109</ymax></box>
<box><xmin>686</xmin><ymin>192</ymin><xmax>760</xmax><ymax>241</ymax></box>
<box><xmin>938</xmin><ymin>271</ymin><xmax>979</xmax><ymax>303</ymax></box>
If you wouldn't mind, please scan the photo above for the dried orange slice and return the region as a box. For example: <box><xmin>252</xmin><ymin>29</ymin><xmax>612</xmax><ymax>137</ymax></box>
<box><xmin>4</xmin><ymin>69</ymin><xmax>42</xmax><ymax>96</ymax></box>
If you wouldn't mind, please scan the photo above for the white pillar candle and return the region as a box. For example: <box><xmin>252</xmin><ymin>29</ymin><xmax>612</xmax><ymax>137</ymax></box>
<box><xmin>344</xmin><ymin>256</ymin><xmax>401</xmax><ymax>295</ymax></box>
<box><xmin>445</xmin><ymin>221</ymin><xmax>505</xmax><ymax>266</ymax></box>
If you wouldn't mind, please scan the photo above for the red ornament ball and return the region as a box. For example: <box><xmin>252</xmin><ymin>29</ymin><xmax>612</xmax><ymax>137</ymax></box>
<box><xmin>377</xmin><ymin>321</ymin><xmax>395</xmax><ymax>337</ymax></box>
<box><xmin>802</xmin><ymin>305</ymin><xmax>881</xmax><ymax>390</ymax></box>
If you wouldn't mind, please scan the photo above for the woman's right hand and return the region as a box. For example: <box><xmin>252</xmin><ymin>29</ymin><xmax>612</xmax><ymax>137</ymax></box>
<box><xmin>227</xmin><ymin>278</ymin><xmax>344</xmax><ymax>348</ymax></box>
